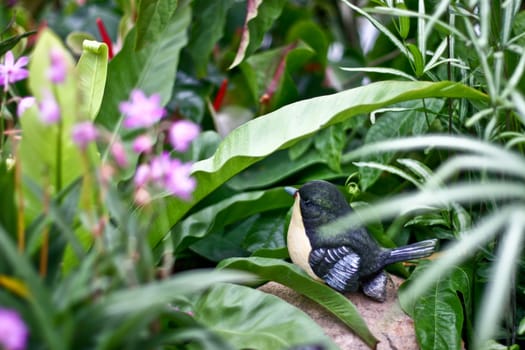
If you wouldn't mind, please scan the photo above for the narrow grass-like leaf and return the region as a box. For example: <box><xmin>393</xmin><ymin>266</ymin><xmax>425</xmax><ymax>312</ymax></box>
<box><xmin>0</xmin><ymin>226</ymin><xmax>64</xmax><ymax>350</ymax></box>
<box><xmin>97</xmin><ymin>269</ymin><xmax>253</xmax><ymax>316</ymax></box>
<box><xmin>218</xmin><ymin>257</ymin><xmax>379</xmax><ymax>348</ymax></box>
<box><xmin>474</xmin><ymin>213</ymin><xmax>525</xmax><ymax>350</ymax></box>
<box><xmin>340</xmin><ymin>66</ymin><xmax>416</xmax><ymax>81</ymax></box>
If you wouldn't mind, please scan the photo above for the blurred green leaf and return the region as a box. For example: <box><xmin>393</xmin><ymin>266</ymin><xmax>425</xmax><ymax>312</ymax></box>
<box><xmin>218</xmin><ymin>256</ymin><xmax>379</xmax><ymax>348</ymax></box>
<box><xmin>229</xmin><ymin>0</ymin><xmax>287</xmax><ymax>68</ymax></box>
<box><xmin>76</xmin><ymin>40</ymin><xmax>108</xmax><ymax>120</ymax></box>
<box><xmin>21</xmin><ymin>29</ymin><xmax>85</xmax><ymax>222</ymax></box>
<box><xmin>186</xmin><ymin>0</ymin><xmax>236</xmax><ymax>75</ymax></box>
<box><xmin>193</xmin><ymin>283</ymin><xmax>339</xmax><ymax>349</ymax></box>
<box><xmin>96</xmin><ymin>2</ymin><xmax>191</xmax><ymax>141</ymax></box>
<box><xmin>0</xmin><ymin>31</ymin><xmax>35</xmax><ymax>56</ymax></box>
<box><xmin>135</xmin><ymin>0</ymin><xmax>178</xmax><ymax>50</ymax></box>
<box><xmin>95</xmin><ymin>269</ymin><xmax>253</xmax><ymax>316</ymax></box>
<box><xmin>399</xmin><ymin>262</ymin><xmax>472</xmax><ymax>350</ymax></box>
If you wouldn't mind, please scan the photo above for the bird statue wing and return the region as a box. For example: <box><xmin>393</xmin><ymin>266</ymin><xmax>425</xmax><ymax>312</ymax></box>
<box><xmin>309</xmin><ymin>246</ymin><xmax>360</xmax><ymax>293</ymax></box>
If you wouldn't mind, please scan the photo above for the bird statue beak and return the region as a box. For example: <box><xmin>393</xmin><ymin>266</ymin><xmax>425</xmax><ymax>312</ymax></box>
<box><xmin>284</xmin><ymin>186</ymin><xmax>298</xmax><ymax>197</ymax></box>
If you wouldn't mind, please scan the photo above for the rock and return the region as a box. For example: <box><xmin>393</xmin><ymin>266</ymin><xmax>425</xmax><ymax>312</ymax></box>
<box><xmin>258</xmin><ymin>275</ymin><xmax>419</xmax><ymax>350</ymax></box>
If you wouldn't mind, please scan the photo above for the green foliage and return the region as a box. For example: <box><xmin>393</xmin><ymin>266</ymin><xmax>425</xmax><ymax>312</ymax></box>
<box><xmin>3</xmin><ymin>1</ymin><xmax>525</xmax><ymax>349</ymax></box>
<box><xmin>219</xmin><ymin>257</ymin><xmax>378</xmax><ymax>348</ymax></box>
<box><xmin>192</xmin><ymin>283</ymin><xmax>339</xmax><ymax>349</ymax></box>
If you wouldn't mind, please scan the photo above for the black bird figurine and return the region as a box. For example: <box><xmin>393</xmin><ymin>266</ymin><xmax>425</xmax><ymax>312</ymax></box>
<box><xmin>285</xmin><ymin>180</ymin><xmax>437</xmax><ymax>302</ymax></box>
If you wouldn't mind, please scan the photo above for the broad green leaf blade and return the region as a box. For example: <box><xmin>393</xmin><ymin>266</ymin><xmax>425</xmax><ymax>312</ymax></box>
<box><xmin>76</xmin><ymin>40</ymin><xmax>108</xmax><ymax>120</ymax></box>
<box><xmin>399</xmin><ymin>262</ymin><xmax>472</xmax><ymax>350</ymax></box>
<box><xmin>148</xmin><ymin>81</ymin><xmax>485</xmax><ymax>246</ymax></box>
<box><xmin>186</xmin><ymin>0</ymin><xmax>236</xmax><ymax>75</ymax></box>
<box><xmin>229</xmin><ymin>0</ymin><xmax>286</xmax><ymax>68</ymax></box>
<box><xmin>96</xmin><ymin>2</ymin><xmax>191</xmax><ymax>138</ymax></box>
<box><xmin>218</xmin><ymin>256</ymin><xmax>379</xmax><ymax>348</ymax></box>
<box><xmin>21</xmin><ymin>29</ymin><xmax>85</xmax><ymax>222</ymax></box>
<box><xmin>135</xmin><ymin>0</ymin><xmax>178</xmax><ymax>50</ymax></box>
<box><xmin>193</xmin><ymin>283</ymin><xmax>339</xmax><ymax>349</ymax></box>
<box><xmin>96</xmin><ymin>269</ymin><xmax>253</xmax><ymax>317</ymax></box>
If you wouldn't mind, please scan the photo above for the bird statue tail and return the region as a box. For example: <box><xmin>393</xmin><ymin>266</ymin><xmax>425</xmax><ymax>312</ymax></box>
<box><xmin>384</xmin><ymin>239</ymin><xmax>438</xmax><ymax>265</ymax></box>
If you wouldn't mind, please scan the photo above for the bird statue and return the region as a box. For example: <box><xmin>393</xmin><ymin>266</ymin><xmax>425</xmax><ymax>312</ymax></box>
<box><xmin>285</xmin><ymin>180</ymin><xmax>437</xmax><ymax>302</ymax></box>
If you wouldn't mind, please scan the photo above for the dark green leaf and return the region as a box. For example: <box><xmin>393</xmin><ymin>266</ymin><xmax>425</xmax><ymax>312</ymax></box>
<box><xmin>314</xmin><ymin>125</ymin><xmax>346</xmax><ymax>172</ymax></box>
<box><xmin>359</xmin><ymin>98</ymin><xmax>445</xmax><ymax>190</ymax></box>
<box><xmin>171</xmin><ymin>188</ymin><xmax>292</xmax><ymax>252</ymax></box>
<box><xmin>0</xmin><ymin>31</ymin><xmax>35</xmax><ymax>57</ymax></box>
<box><xmin>186</xmin><ymin>0</ymin><xmax>236</xmax><ymax>75</ymax></box>
<box><xmin>218</xmin><ymin>257</ymin><xmax>379</xmax><ymax>348</ymax></box>
<box><xmin>399</xmin><ymin>262</ymin><xmax>472</xmax><ymax>350</ymax></box>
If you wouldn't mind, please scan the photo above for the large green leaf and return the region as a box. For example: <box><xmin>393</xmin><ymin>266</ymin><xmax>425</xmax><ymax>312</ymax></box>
<box><xmin>219</xmin><ymin>256</ymin><xmax>379</xmax><ymax>349</ymax></box>
<box><xmin>135</xmin><ymin>0</ymin><xmax>179</xmax><ymax>50</ymax></box>
<box><xmin>96</xmin><ymin>2</ymin><xmax>191</xmax><ymax>137</ymax></box>
<box><xmin>398</xmin><ymin>262</ymin><xmax>472</xmax><ymax>350</ymax></box>
<box><xmin>193</xmin><ymin>283</ymin><xmax>339</xmax><ymax>349</ymax></box>
<box><xmin>75</xmin><ymin>40</ymin><xmax>108</xmax><ymax>120</ymax></box>
<box><xmin>21</xmin><ymin>29</ymin><xmax>85</xmax><ymax>222</ymax></box>
<box><xmin>149</xmin><ymin>81</ymin><xmax>486</xmax><ymax>246</ymax></box>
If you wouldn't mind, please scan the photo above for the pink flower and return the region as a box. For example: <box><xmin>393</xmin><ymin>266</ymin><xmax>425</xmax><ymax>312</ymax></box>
<box><xmin>164</xmin><ymin>159</ymin><xmax>196</xmax><ymax>200</ymax></box>
<box><xmin>17</xmin><ymin>97</ymin><xmax>35</xmax><ymax>117</ymax></box>
<box><xmin>119</xmin><ymin>90</ymin><xmax>166</xmax><ymax>129</ymax></box>
<box><xmin>72</xmin><ymin>121</ymin><xmax>98</xmax><ymax>149</ymax></box>
<box><xmin>0</xmin><ymin>308</ymin><xmax>29</xmax><ymax>350</ymax></box>
<box><xmin>111</xmin><ymin>141</ymin><xmax>128</xmax><ymax>167</ymax></box>
<box><xmin>38</xmin><ymin>91</ymin><xmax>60</xmax><ymax>124</ymax></box>
<box><xmin>136</xmin><ymin>153</ymin><xmax>196</xmax><ymax>200</ymax></box>
<box><xmin>47</xmin><ymin>48</ymin><xmax>67</xmax><ymax>84</ymax></box>
<box><xmin>134</xmin><ymin>164</ymin><xmax>150</xmax><ymax>187</ymax></box>
<box><xmin>0</xmin><ymin>51</ymin><xmax>29</xmax><ymax>91</ymax></box>
<box><xmin>169</xmin><ymin>120</ymin><xmax>200</xmax><ymax>152</ymax></box>
<box><xmin>132</xmin><ymin>134</ymin><xmax>153</xmax><ymax>154</ymax></box>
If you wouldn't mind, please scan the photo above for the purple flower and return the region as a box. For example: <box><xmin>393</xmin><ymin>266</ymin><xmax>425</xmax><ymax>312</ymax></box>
<box><xmin>0</xmin><ymin>308</ymin><xmax>29</xmax><ymax>350</ymax></box>
<box><xmin>132</xmin><ymin>134</ymin><xmax>153</xmax><ymax>154</ymax></box>
<box><xmin>169</xmin><ymin>120</ymin><xmax>200</xmax><ymax>152</ymax></box>
<box><xmin>17</xmin><ymin>97</ymin><xmax>35</xmax><ymax>117</ymax></box>
<box><xmin>119</xmin><ymin>90</ymin><xmax>166</xmax><ymax>129</ymax></box>
<box><xmin>164</xmin><ymin>159</ymin><xmax>196</xmax><ymax>200</ymax></box>
<box><xmin>72</xmin><ymin>121</ymin><xmax>98</xmax><ymax>149</ymax></box>
<box><xmin>38</xmin><ymin>91</ymin><xmax>60</xmax><ymax>124</ymax></box>
<box><xmin>0</xmin><ymin>51</ymin><xmax>29</xmax><ymax>91</ymax></box>
<box><xmin>47</xmin><ymin>48</ymin><xmax>67</xmax><ymax>84</ymax></box>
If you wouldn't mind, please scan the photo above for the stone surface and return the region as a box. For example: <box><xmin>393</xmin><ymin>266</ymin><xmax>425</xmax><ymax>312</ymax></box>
<box><xmin>258</xmin><ymin>275</ymin><xmax>419</xmax><ymax>350</ymax></box>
